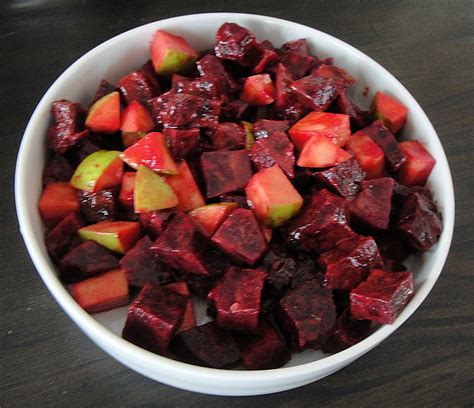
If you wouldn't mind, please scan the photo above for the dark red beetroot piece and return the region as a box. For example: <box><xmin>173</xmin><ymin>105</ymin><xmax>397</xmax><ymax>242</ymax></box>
<box><xmin>196</xmin><ymin>54</ymin><xmax>240</xmax><ymax>95</ymax></box>
<box><xmin>78</xmin><ymin>189</ymin><xmax>117</xmax><ymax>224</ymax></box>
<box><xmin>162</xmin><ymin>128</ymin><xmax>201</xmax><ymax>162</ymax></box>
<box><xmin>311</xmin><ymin>64</ymin><xmax>356</xmax><ymax>87</ymax></box>
<box><xmin>42</xmin><ymin>155</ymin><xmax>74</xmax><ymax>186</ymax></box>
<box><xmin>375</xmin><ymin>233</ymin><xmax>411</xmax><ymax>272</ymax></box>
<box><xmin>252</xmin><ymin>45</ymin><xmax>279</xmax><ymax>74</ymax></box>
<box><xmin>350</xmin><ymin>269</ymin><xmax>414</xmax><ymax>324</ymax></box>
<box><xmin>121</xmin><ymin>236</ymin><xmax>174</xmax><ymax>287</ymax></box>
<box><xmin>314</xmin><ymin>156</ymin><xmax>366</xmax><ymax>200</ymax></box>
<box><xmin>253</xmin><ymin>119</ymin><xmax>289</xmax><ymax>139</ymax></box>
<box><xmin>170</xmin><ymin>321</ymin><xmax>240</xmax><ymax>368</ymax></box>
<box><xmin>122</xmin><ymin>283</ymin><xmax>189</xmax><ymax>354</ymax></box>
<box><xmin>200</xmin><ymin>150</ymin><xmax>253</xmax><ymax>198</ymax></box>
<box><xmin>171</xmin><ymin>74</ymin><xmax>224</xmax><ymax>101</ymax></box>
<box><xmin>290</xmin><ymin>74</ymin><xmax>343</xmax><ymax>112</ymax></box>
<box><xmin>151</xmin><ymin>212</ymin><xmax>209</xmax><ymax>275</ymax></box>
<box><xmin>361</xmin><ymin>120</ymin><xmax>406</xmax><ymax>173</ymax></box>
<box><xmin>251</xmin><ymin>131</ymin><xmax>295</xmax><ymax>178</ymax></box>
<box><xmin>118</xmin><ymin>70</ymin><xmax>159</xmax><ymax>107</ymax></box>
<box><xmin>60</xmin><ymin>240</ymin><xmax>119</xmax><ymax>283</ymax></box>
<box><xmin>397</xmin><ymin>191</ymin><xmax>442</xmax><ymax>251</ymax></box>
<box><xmin>205</xmin><ymin>122</ymin><xmax>246</xmax><ymax>151</ymax></box>
<box><xmin>219</xmin><ymin>99</ymin><xmax>249</xmax><ymax>121</ymax></box>
<box><xmin>139</xmin><ymin>209</ymin><xmax>176</xmax><ymax>239</ymax></box>
<box><xmin>277</xmin><ymin>279</ymin><xmax>336</xmax><ymax>350</ymax></box>
<box><xmin>336</xmin><ymin>90</ymin><xmax>371</xmax><ymax>131</ymax></box>
<box><xmin>208</xmin><ymin>267</ymin><xmax>268</xmax><ymax>332</ymax></box>
<box><xmin>47</xmin><ymin>100</ymin><xmax>89</xmax><ymax>154</ymax></box>
<box><xmin>233</xmin><ymin>321</ymin><xmax>291</xmax><ymax>369</ymax></box>
<box><xmin>150</xmin><ymin>92</ymin><xmax>221</xmax><ymax>128</ymax></box>
<box><xmin>166</xmin><ymin>282</ymin><xmax>196</xmax><ymax>332</ymax></box>
<box><xmin>320</xmin><ymin>235</ymin><xmax>383</xmax><ymax>290</ymax></box>
<box><xmin>284</xmin><ymin>189</ymin><xmax>356</xmax><ymax>253</ymax></box>
<box><xmin>211</xmin><ymin>208</ymin><xmax>268</xmax><ymax>265</ymax></box>
<box><xmin>322</xmin><ymin>309</ymin><xmax>371</xmax><ymax>353</ymax></box>
<box><xmin>214</xmin><ymin>22</ymin><xmax>261</xmax><ymax>67</ymax></box>
<box><xmin>351</xmin><ymin>177</ymin><xmax>395</xmax><ymax>230</ymax></box>
<box><xmin>46</xmin><ymin>212</ymin><xmax>83</xmax><ymax>261</ymax></box>
<box><xmin>279</xmin><ymin>39</ymin><xmax>315</xmax><ymax>79</ymax></box>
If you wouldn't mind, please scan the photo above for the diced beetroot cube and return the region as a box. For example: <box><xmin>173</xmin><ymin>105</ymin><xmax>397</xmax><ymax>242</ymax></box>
<box><xmin>66</xmin><ymin>138</ymin><xmax>102</xmax><ymax>167</ymax></box>
<box><xmin>314</xmin><ymin>157</ymin><xmax>366</xmax><ymax>200</ymax></box>
<box><xmin>121</xmin><ymin>236</ymin><xmax>174</xmax><ymax>287</ymax></box>
<box><xmin>78</xmin><ymin>189</ymin><xmax>117</xmax><ymax>223</ymax></box>
<box><xmin>162</xmin><ymin>127</ymin><xmax>201</xmax><ymax>162</ymax></box>
<box><xmin>60</xmin><ymin>240</ymin><xmax>119</xmax><ymax>283</ymax></box>
<box><xmin>372</xmin><ymin>91</ymin><xmax>408</xmax><ymax>134</ymax></box>
<box><xmin>350</xmin><ymin>269</ymin><xmax>414</xmax><ymax>324</ymax></box>
<box><xmin>42</xmin><ymin>155</ymin><xmax>74</xmax><ymax>186</ymax></box>
<box><xmin>321</xmin><ymin>235</ymin><xmax>383</xmax><ymax>290</ymax></box>
<box><xmin>289</xmin><ymin>111</ymin><xmax>351</xmax><ymax>150</ymax></box>
<box><xmin>200</xmin><ymin>150</ymin><xmax>253</xmax><ymax>198</ymax></box>
<box><xmin>219</xmin><ymin>99</ymin><xmax>249</xmax><ymax>121</ymax></box>
<box><xmin>375</xmin><ymin>233</ymin><xmax>411</xmax><ymax>271</ymax></box>
<box><xmin>139</xmin><ymin>209</ymin><xmax>176</xmax><ymax>239</ymax></box>
<box><xmin>251</xmin><ymin>131</ymin><xmax>295</xmax><ymax>178</ymax></box>
<box><xmin>119</xmin><ymin>172</ymin><xmax>136</xmax><ymax>211</ymax></box>
<box><xmin>151</xmin><ymin>212</ymin><xmax>209</xmax><ymax>275</ymax></box>
<box><xmin>70</xmin><ymin>268</ymin><xmax>129</xmax><ymax>314</ymax></box>
<box><xmin>322</xmin><ymin>309</ymin><xmax>371</xmax><ymax>353</ymax></box>
<box><xmin>90</xmin><ymin>79</ymin><xmax>116</xmax><ymax>107</ymax></box>
<box><xmin>311</xmin><ymin>64</ymin><xmax>356</xmax><ymax>87</ymax></box>
<box><xmin>290</xmin><ymin>75</ymin><xmax>342</xmax><ymax>111</ymax></box>
<box><xmin>214</xmin><ymin>22</ymin><xmax>261</xmax><ymax>66</ymax></box>
<box><xmin>205</xmin><ymin>122</ymin><xmax>246</xmax><ymax>151</ymax></box>
<box><xmin>172</xmin><ymin>75</ymin><xmax>223</xmax><ymax>101</ymax></box>
<box><xmin>118</xmin><ymin>70</ymin><xmax>159</xmax><ymax>106</ymax></box>
<box><xmin>277</xmin><ymin>279</ymin><xmax>336</xmax><ymax>350</ymax></box>
<box><xmin>397</xmin><ymin>191</ymin><xmax>442</xmax><ymax>251</ymax></box>
<box><xmin>281</xmin><ymin>38</ymin><xmax>310</xmax><ymax>56</ymax></box>
<box><xmin>170</xmin><ymin>321</ymin><xmax>240</xmax><ymax>368</ymax></box>
<box><xmin>196</xmin><ymin>54</ymin><xmax>240</xmax><ymax>94</ymax></box>
<box><xmin>46</xmin><ymin>212</ymin><xmax>83</xmax><ymax>261</ymax></box>
<box><xmin>189</xmin><ymin>202</ymin><xmax>237</xmax><ymax>236</ymax></box>
<box><xmin>252</xmin><ymin>48</ymin><xmax>279</xmax><ymax>74</ymax></box>
<box><xmin>166</xmin><ymin>282</ymin><xmax>196</xmax><ymax>332</ymax></box>
<box><xmin>360</xmin><ymin>120</ymin><xmax>406</xmax><ymax>172</ymax></box>
<box><xmin>284</xmin><ymin>189</ymin><xmax>356</xmax><ymax>253</ymax></box>
<box><xmin>336</xmin><ymin>90</ymin><xmax>371</xmax><ymax>131</ymax></box>
<box><xmin>279</xmin><ymin>41</ymin><xmax>315</xmax><ymax>79</ymax></box>
<box><xmin>297</xmin><ymin>136</ymin><xmax>352</xmax><ymax>168</ymax></box>
<box><xmin>122</xmin><ymin>283</ymin><xmax>188</xmax><ymax>353</ymax></box>
<box><xmin>139</xmin><ymin>60</ymin><xmax>161</xmax><ymax>95</ymax></box>
<box><xmin>165</xmin><ymin>160</ymin><xmax>205</xmax><ymax>212</ymax></box>
<box><xmin>241</xmin><ymin>74</ymin><xmax>275</xmax><ymax>106</ymax></box>
<box><xmin>47</xmin><ymin>100</ymin><xmax>89</xmax><ymax>154</ymax></box>
<box><xmin>208</xmin><ymin>267</ymin><xmax>267</xmax><ymax>332</ymax></box>
<box><xmin>211</xmin><ymin>208</ymin><xmax>268</xmax><ymax>265</ymax></box>
<box><xmin>233</xmin><ymin>321</ymin><xmax>291</xmax><ymax>369</ymax></box>
<box><xmin>38</xmin><ymin>182</ymin><xmax>79</xmax><ymax>228</ymax></box>
<box><xmin>274</xmin><ymin>62</ymin><xmax>295</xmax><ymax>109</ymax></box>
<box><xmin>351</xmin><ymin>177</ymin><xmax>395</xmax><ymax>230</ymax></box>
<box><xmin>398</xmin><ymin>140</ymin><xmax>436</xmax><ymax>186</ymax></box>
<box><xmin>253</xmin><ymin>119</ymin><xmax>289</xmax><ymax>139</ymax></box>
<box><xmin>345</xmin><ymin>131</ymin><xmax>386</xmax><ymax>179</ymax></box>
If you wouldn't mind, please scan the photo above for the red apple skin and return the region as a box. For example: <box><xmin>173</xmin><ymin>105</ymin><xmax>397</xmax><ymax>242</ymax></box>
<box><xmin>38</xmin><ymin>182</ymin><xmax>79</xmax><ymax>228</ymax></box>
<box><xmin>297</xmin><ymin>136</ymin><xmax>352</xmax><ymax>168</ymax></box>
<box><xmin>398</xmin><ymin>140</ymin><xmax>436</xmax><ymax>186</ymax></box>
<box><xmin>241</xmin><ymin>74</ymin><xmax>275</xmax><ymax>106</ymax></box>
<box><xmin>372</xmin><ymin>91</ymin><xmax>408</xmax><ymax>134</ymax></box>
<box><xmin>120</xmin><ymin>101</ymin><xmax>154</xmax><ymax>148</ymax></box>
<box><xmin>119</xmin><ymin>172</ymin><xmax>136</xmax><ymax>210</ymax></box>
<box><xmin>288</xmin><ymin>112</ymin><xmax>351</xmax><ymax>150</ymax></box>
<box><xmin>120</xmin><ymin>132</ymin><xmax>179</xmax><ymax>175</ymax></box>
<box><xmin>70</xmin><ymin>268</ymin><xmax>129</xmax><ymax>313</ymax></box>
<box><xmin>189</xmin><ymin>202</ymin><xmax>238</xmax><ymax>236</ymax></box>
<box><xmin>167</xmin><ymin>282</ymin><xmax>196</xmax><ymax>332</ymax></box>
<box><xmin>165</xmin><ymin>160</ymin><xmax>205</xmax><ymax>212</ymax></box>
<box><xmin>85</xmin><ymin>91</ymin><xmax>121</xmax><ymax>134</ymax></box>
<box><xmin>346</xmin><ymin>132</ymin><xmax>385</xmax><ymax>179</ymax></box>
<box><xmin>95</xmin><ymin>156</ymin><xmax>124</xmax><ymax>192</ymax></box>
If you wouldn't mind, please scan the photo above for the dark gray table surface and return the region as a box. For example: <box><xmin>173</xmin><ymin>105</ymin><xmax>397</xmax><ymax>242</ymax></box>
<box><xmin>1</xmin><ymin>1</ymin><xmax>473</xmax><ymax>407</ymax></box>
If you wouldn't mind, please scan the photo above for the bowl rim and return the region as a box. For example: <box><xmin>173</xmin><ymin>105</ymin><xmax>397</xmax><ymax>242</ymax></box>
<box><xmin>15</xmin><ymin>11</ymin><xmax>455</xmax><ymax>388</ymax></box>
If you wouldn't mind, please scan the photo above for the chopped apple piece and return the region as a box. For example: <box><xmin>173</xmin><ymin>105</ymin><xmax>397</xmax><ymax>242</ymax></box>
<box><xmin>38</xmin><ymin>182</ymin><xmax>79</xmax><ymax>228</ymax></box>
<box><xmin>70</xmin><ymin>150</ymin><xmax>123</xmax><ymax>192</ymax></box>
<box><xmin>241</xmin><ymin>120</ymin><xmax>255</xmax><ymax>150</ymax></box>
<box><xmin>85</xmin><ymin>91</ymin><xmax>121</xmax><ymax>134</ymax></box>
<box><xmin>120</xmin><ymin>101</ymin><xmax>154</xmax><ymax>147</ymax></box>
<box><xmin>345</xmin><ymin>132</ymin><xmax>385</xmax><ymax>179</ymax></box>
<box><xmin>246</xmin><ymin>165</ymin><xmax>303</xmax><ymax>228</ymax></box>
<box><xmin>372</xmin><ymin>91</ymin><xmax>408</xmax><ymax>134</ymax></box>
<box><xmin>398</xmin><ymin>140</ymin><xmax>436</xmax><ymax>186</ymax></box>
<box><xmin>134</xmin><ymin>165</ymin><xmax>178</xmax><ymax>212</ymax></box>
<box><xmin>119</xmin><ymin>172</ymin><xmax>136</xmax><ymax>210</ymax></box>
<box><xmin>120</xmin><ymin>132</ymin><xmax>178</xmax><ymax>175</ymax></box>
<box><xmin>241</xmin><ymin>74</ymin><xmax>275</xmax><ymax>106</ymax></box>
<box><xmin>189</xmin><ymin>202</ymin><xmax>238</xmax><ymax>235</ymax></box>
<box><xmin>297</xmin><ymin>136</ymin><xmax>351</xmax><ymax>168</ymax></box>
<box><xmin>78</xmin><ymin>221</ymin><xmax>140</xmax><ymax>254</ymax></box>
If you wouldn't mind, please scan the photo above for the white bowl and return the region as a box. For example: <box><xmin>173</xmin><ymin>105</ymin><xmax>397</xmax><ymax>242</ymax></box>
<box><xmin>15</xmin><ymin>13</ymin><xmax>454</xmax><ymax>396</ymax></box>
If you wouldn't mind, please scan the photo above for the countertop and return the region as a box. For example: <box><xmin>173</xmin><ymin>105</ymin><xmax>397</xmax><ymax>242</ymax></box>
<box><xmin>1</xmin><ymin>1</ymin><xmax>473</xmax><ymax>407</ymax></box>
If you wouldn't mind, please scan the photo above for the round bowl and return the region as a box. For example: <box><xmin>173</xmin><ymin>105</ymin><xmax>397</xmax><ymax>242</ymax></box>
<box><xmin>15</xmin><ymin>13</ymin><xmax>454</xmax><ymax>396</ymax></box>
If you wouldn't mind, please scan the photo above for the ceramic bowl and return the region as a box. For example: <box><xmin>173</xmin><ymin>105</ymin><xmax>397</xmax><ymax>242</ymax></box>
<box><xmin>15</xmin><ymin>13</ymin><xmax>454</xmax><ymax>396</ymax></box>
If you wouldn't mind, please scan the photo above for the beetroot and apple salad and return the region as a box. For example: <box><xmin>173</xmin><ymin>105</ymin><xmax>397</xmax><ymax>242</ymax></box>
<box><xmin>37</xmin><ymin>23</ymin><xmax>442</xmax><ymax>369</ymax></box>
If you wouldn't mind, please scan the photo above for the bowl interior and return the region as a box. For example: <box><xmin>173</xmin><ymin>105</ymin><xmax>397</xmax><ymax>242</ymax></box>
<box><xmin>15</xmin><ymin>13</ymin><xmax>454</xmax><ymax>394</ymax></box>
